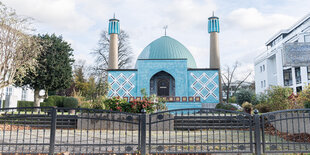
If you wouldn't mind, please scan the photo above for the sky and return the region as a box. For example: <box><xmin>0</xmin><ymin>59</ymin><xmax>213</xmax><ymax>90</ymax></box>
<box><xmin>2</xmin><ymin>0</ymin><xmax>310</xmax><ymax>81</ymax></box>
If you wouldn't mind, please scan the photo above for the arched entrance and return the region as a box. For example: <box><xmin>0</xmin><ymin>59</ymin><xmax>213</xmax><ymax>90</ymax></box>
<box><xmin>150</xmin><ymin>71</ymin><xmax>175</xmax><ymax>97</ymax></box>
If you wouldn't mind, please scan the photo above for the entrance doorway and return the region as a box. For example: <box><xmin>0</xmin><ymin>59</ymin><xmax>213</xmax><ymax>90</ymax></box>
<box><xmin>150</xmin><ymin>71</ymin><xmax>175</xmax><ymax>97</ymax></box>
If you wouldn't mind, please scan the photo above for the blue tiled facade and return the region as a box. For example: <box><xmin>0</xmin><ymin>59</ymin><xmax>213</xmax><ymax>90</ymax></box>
<box><xmin>108</xmin><ymin>59</ymin><xmax>219</xmax><ymax>109</ymax></box>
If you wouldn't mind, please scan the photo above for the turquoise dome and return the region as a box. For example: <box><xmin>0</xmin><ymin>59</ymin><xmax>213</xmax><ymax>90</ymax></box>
<box><xmin>137</xmin><ymin>36</ymin><xmax>197</xmax><ymax>68</ymax></box>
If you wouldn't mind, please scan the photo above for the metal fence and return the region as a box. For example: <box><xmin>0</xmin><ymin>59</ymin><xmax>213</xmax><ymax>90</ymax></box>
<box><xmin>0</xmin><ymin>107</ymin><xmax>309</xmax><ymax>154</ymax></box>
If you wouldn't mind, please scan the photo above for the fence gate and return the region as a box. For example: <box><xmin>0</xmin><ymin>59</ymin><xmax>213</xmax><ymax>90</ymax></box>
<box><xmin>261</xmin><ymin>109</ymin><xmax>310</xmax><ymax>154</ymax></box>
<box><xmin>0</xmin><ymin>107</ymin><xmax>53</xmax><ymax>154</ymax></box>
<box><xmin>52</xmin><ymin>108</ymin><xmax>141</xmax><ymax>154</ymax></box>
<box><xmin>148</xmin><ymin>108</ymin><xmax>254</xmax><ymax>154</ymax></box>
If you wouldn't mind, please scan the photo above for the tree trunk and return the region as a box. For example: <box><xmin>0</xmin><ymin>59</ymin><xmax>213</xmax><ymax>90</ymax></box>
<box><xmin>226</xmin><ymin>89</ymin><xmax>230</xmax><ymax>103</ymax></box>
<box><xmin>34</xmin><ymin>88</ymin><xmax>40</xmax><ymax>112</ymax></box>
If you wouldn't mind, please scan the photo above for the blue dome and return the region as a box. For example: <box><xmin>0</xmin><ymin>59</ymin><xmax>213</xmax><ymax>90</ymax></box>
<box><xmin>137</xmin><ymin>36</ymin><xmax>197</xmax><ymax>68</ymax></box>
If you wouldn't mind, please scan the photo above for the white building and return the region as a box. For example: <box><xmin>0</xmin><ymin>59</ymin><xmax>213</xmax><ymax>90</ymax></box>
<box><xmin>0</xmin><ymin>86</ymin><xmax>34</xmax><ymax>108</ymax></box>
<box><xmin>255</xmin><ymin>13</ymin><xmax>310</xmax><ymax>94</ymax></box>
<box><xmin>222</xmin><ymin>81</ymin><xmax>253</xmax><ymax>102</ymax></box>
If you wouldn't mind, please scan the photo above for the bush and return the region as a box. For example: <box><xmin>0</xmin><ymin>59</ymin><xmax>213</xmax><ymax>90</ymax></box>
<box><xmin>297</xmin><ymin>85</ymin><xmax>310</xmax><ymax>109</ymax></box>
<box><xmin>242</xmin><ymin>102</ymin><xmax>253</xmax><ymax>114</ymax></box>
<box><xmin>215</xmin><ymin>103</ymin><xmax>237</xmax><ymax>111</ymax></box>
<box><xmin>304</xmin><ymin>101</ymin><xmax>310</xmax><ymax>109</ymax></box>
<box><xmin>44</xmin><ymin>96</ymin><xmax>65</xmax><ymax>107</ymax></box>
<box><xmin>17</xmin><ymin>101</ymin><xmax>34</xmax><ymax>108</ymax></box>
<box><xmin>228</xmin><ymin>96</ymin><xmax>236</xmax><ymax>103</ymax></box>
<box><xmin>40</xmin><ymin>102</ymin><xmax>55</xmax><ymax>107</ymax></box>
<box><xmin>241</xmin><ymin>102</ymin><xmax>253</xmax><ymax>110</ymax></box>
<box><xmin>91</xmin><ymin>96</ymin><xmax>106</xmax><ymax>110</ymax></box>
<box><xmin>80</xmin><ymin>102</ymin><xmax>92</xmax><ymax>109</ymax></box>
<box><xmin>267</xmin><ymin>86</ymin><xmax>292</xmax><ymax>111</ymax></box>
<box><xmin>235</xmin><ymin>89</ymin><xmax>255</xmax><ymax>105</ymax></box>
<box><xmin>63</xmin><ymin>97</ymin><xmax>79</xmax><ymax>108</ymax></box>
<box><xmin>255</xmin><ymin>103</ymin><xmax>270</xmax><ymax>113</ymax></box>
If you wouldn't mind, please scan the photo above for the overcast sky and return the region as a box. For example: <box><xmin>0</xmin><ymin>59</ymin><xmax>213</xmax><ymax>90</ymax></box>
<box><xmin>2</xmin><ymin>0</ymin><xmax>310</xmax><ymax>81</ymax></box>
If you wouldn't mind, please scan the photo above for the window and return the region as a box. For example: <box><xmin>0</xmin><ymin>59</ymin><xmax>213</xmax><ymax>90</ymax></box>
<box><xmin>296</xmin><ymin>86</ymin><xmax>302</xmax><ymax>92</ymax></box>
<box><xmin>261</xmin><ymin>81</ymin><xmax>263</xmax><ymax>88</ymax></box>
<box><xmin>305</xmin><ymin>35</ymin><xmax>310</xmax><ymax>42</ymax></box>
<box><xmin>5</xmin><ymin>87</ymin><xmax>12</xmax><ymax>96</ymax></box>
<box><xmin>308</xmin><ymin>66</ymin><xmax>310</xmax><ymax>80</ymax></box>
<box><xmin>295</xmin><ymin>67</ymin><xmax>301</xmax><ymax>84</ymax></box>
<box><xmin>260</xmin><ymin>66</ymin><xmax>262</xmax><ymax>72</ymax></box>
<box><xmin>263</xmin><ymin>65</ymin><xmax>265</xmax><ymax>71</ymax></box>
<box><xmin>21</xmin><ymin>88</ymin><xmax>27</xmax><ymax>101</ymax></box>
<box><xmin>264</xmin><ymin>80</ymin><xmax>266</xmax><ymax>87</ymax></box>
<box><xmin>283</xmin><ymin>69</ymin><xmax>292</xmax><ymax>86</ymax></box>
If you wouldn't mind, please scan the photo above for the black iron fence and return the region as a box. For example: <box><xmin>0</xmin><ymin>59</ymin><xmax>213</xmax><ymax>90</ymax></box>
<box><xmin>0</xmin><ymin>107</ymin><xmax>309</xmax><ymax>154</ymax></box>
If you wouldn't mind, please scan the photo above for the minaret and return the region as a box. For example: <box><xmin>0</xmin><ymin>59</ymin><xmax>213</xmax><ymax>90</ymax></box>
<box><xmin>208</xmin><ymin>13</ymin><xmax>223</xmax><ymax>103</ymax></box>
<box><xmin>108</xmin><ymin>15</ymin><xmax>120</xmax><ymax>69</ymax></box>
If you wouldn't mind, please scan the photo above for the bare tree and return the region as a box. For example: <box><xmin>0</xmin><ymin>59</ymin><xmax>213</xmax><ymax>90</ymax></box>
<box><xmin>92</xmin><ymin>30</ymin><xmax>132</xmax><ymax>78</ymax></box>
<box><xmin>221</xmin><ymin>61</ymin><xmax>252</xmax><ymax>103</ymax></box>
<box><xmin>0</xmin><ymin>2</ymin><xmax>41</xmax><ymax>98</ymax></box>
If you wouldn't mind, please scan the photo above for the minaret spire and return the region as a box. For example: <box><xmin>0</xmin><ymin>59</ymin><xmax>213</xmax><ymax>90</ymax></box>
<box><xmin>208</xmin><ymin>13</ymin><xmax>223</xmax><ymax>103</ymax></box>
<box><xmin>108</xmin><ymin>15</ymin><xmax>120</xmax><ymax>69</ymax></box>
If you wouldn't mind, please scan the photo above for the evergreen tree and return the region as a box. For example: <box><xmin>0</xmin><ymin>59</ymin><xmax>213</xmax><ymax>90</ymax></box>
<box><xmin>15</xmin><ymin>34</ymin><xmax>74</xmax><ymax>109</ymax></box>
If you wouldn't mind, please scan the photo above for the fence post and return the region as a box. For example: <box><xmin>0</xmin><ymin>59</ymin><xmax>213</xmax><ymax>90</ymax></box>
<box><xmin>140</xmin><ymin>109</ymin><xmax>147</xmax><ymax>155</ymax></box>
<box><xmin>254</xmin><ymin>109</ymin><xmax>262</xmax><ymax>155</ymax></box>
<box><xmin>49</xmin><ymin>107</ymin><xmax>57</xmax><ymax>155</ymax></box>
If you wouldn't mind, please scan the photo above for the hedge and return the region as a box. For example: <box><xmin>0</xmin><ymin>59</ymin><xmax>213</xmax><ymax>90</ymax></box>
<box><xmin>63</xmin><ymin>97</ymin><xmax>78</xmax><ymax>108</ymax></box>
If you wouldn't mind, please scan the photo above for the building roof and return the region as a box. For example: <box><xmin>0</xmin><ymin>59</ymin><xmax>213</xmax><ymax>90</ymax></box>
<box><xmin>265</xmin><ymin>13</ymin><xmax>310</xmax><ymax>46</ymax></box>
<box><xmin>137</xmin><ymin>36</ymin><xmax>197</xmax><ymax>68</ymax></box>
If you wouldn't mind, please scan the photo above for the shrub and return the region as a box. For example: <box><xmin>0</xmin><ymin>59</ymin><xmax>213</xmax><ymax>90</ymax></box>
<box><xmin>242</xmin><ymin>102</ymin><xmax>253</xmax><ymax>114</ymax></box>
<box><xmin>18</xmin><ymin>101</ymin><xmax>34</xmax><ymax>108</ymax></box>
<box><xmin>255</xmin><ymin>103</ymin><xmax>270</xmax><ymax>113</ymax></box>
<box><xmin>17</xmin><ymin>101</ymin><xmax>35</xmax><ymax>111</ymax></box>
<box><xmin>63</xmin><ymin>97</ymin><xmax>79</xmax><ymax>108</ymax></box>
<box><xmin>304</xmin><ymin>101</ymin><xmax>310</xmax><ymax>109</ymax></box>
<box><xmin>40</xmin><ymin>102</ymin><xmax>55</xmax><ymax>107</ymax></box>
<box><xmin>215</xmin><ymin>103</ymin><xmax>237</xmax><ymax>111</ymax></box>
<box><xmin>242</xmin><ymin>102</ymin><xmax>253</xmax><ymax>110</ymax></box>
<box><xmin>228</xmin><ymin>96</ymin><xmax>236</xmax><ymax>103</ymax></box>
<box><xmin>297</xmin><ymin>85</ymin><xmax>310</xmax><ymax>108</ymax></box>
<box><xmin>235</xmin><ymin>89</ymin><xmax>255</xmax><ymax>105</ymax></box>
<box><xmin>44</xmin><ymin>96</ymin><xmax>65</xmax><ymax>107</ymax></box>
<box><xmin>267</xmin><ymin>86</ymin><xmax>292</xmax><ymax>111</ymax></box>
<box><xmin>91</xmin><ymin>96</ymin><xmax>106</xmax><ymax>110</ymax></box>
<box><xmin>80</xmin><ymin>102</ymin><xmax>92</xmax><ymax>109</ymax></box>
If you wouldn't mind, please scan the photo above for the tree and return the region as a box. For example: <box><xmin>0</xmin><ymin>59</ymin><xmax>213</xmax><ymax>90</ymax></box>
<box><xmin>0</xmin><ymin>2</ymin><xmax>41</xmax><ymax>89</ymax></box>
<box><xmin>221</xmin><ymin>61</ymin><xmax>252</xmax><ymax>103</ymax></box>
<box><xmin>15</xmin><ymin>34</ymin><xmax>74</xmax><ymax>109</ymax></box>
<box><xmin>92</xmin><ymin>30</ymin><xmax>133</xmax><ymax>77</ymax></box>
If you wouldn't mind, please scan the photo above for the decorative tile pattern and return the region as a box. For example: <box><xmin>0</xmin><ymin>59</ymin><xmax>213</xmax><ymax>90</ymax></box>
<box><xmin>195</xmin><ymin>97</ymin><xmax>201</xmax><ymax>102</ymax></box>
<box><xmin>190</xmin><ymin>72</ymin><xmax>219</xmax><ymax>100</ymax></box>
<box><xmin>109</xmin><ymin>73</ymin><xmax>135</xmax><ymax>97</ymax></box>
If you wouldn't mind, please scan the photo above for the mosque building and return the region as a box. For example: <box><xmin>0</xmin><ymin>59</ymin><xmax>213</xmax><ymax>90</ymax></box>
<box><xmin>107</xmin><ymin>15</ymin><xmax>221</xmax><ymax>110</ymax></box>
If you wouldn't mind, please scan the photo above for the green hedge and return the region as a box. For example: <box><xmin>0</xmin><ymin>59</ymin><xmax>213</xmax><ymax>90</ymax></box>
<box><xmin>63</xmin><ymin>97</ymin><xmax>78</xmax><ymax>108</ymax></box>
<box><xmin>44</xmin><ymin>96</ymin><xmax>65</xmax><ymax>107</ymax></box>
<box><xmin>40</xmin><ymin>102</ymin><xmax>55</xmax><ymax>107</ymax></box>
<box><xmin>17</xmin><ymin>101</ymin><xmax>35</xmax><ymax>111</ymax></box>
